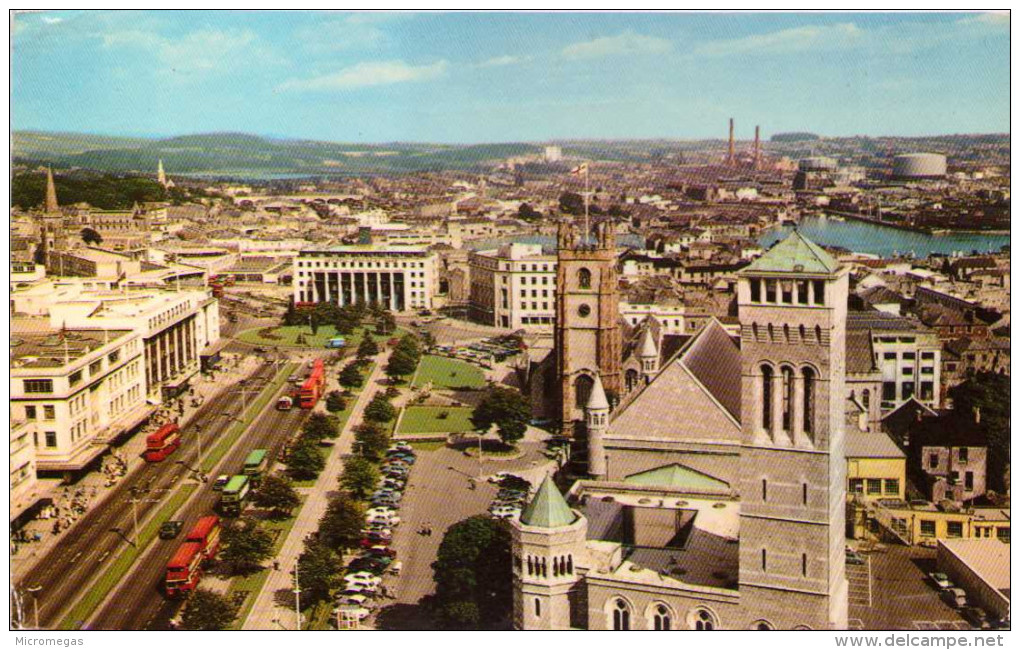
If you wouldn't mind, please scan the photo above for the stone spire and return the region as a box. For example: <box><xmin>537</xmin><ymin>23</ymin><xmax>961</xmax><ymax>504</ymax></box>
<box><xmin>586</xmin><ymin>374</ymin><xmax>610</xmax><ymax>478</ymax></box>
<box><xmin>44</xmin><ymin>167</ymin><xmax>59</xmax><ymax>213</ymax></box>
<box><xmin>157</xmin><ymin>159</ymin><xmax>167</xmax><ymax>187</ymax></box>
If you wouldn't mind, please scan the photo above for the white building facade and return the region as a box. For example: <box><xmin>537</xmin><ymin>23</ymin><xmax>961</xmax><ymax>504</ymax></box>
<box><xmin>469</xmin><ymin>243</ymin><xmax>558</xmax><ymax>330</ymax></box>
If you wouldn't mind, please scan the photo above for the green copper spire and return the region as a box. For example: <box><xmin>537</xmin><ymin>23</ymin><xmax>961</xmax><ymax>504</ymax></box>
<box><xmin>519</xmin><ymin>475</ymin><xmax>576</xmax><ymax>528</ymax></box>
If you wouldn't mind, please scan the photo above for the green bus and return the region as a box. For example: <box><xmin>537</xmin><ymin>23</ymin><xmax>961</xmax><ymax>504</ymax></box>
<box><xmin>243</xmin><ymin>449</ymin><xmax>269</xmax><ymax>484</ymax></box>
<box><xmin>219</xmin><ymin>475</ymin><xmax>251</xmax><ymax>516</ymax></box>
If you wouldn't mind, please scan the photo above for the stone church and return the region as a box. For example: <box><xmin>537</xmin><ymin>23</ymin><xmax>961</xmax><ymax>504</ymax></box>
<box><xmin>513</xmin><ymin>229</ymin><xmax>850</xmax><ymax>630</ymax></box>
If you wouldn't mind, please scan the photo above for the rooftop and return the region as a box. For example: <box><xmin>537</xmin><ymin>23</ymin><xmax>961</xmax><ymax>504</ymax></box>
<box><xmin>744</xmin><ymin>230</ymin><xmax>839</xmax><ymax>275</ymax></box>
<box><xmin>845</xmin><ymin>430</ymin><xmax>906</xmax><ymax>459</ymax></box>
<box><xmin>938</xmin><ymin>538</ymin><xmax>1010</xmax><ymax>591</ymax></box>
<box><xmin>10</xmin><ymin>325</ymin><xmax>132</xmax><ymax>369</ymax></box>
<box><xmin>520</xmin><ymin>475</ymin><xmax>577</xmax><ymax>528</ymax></box>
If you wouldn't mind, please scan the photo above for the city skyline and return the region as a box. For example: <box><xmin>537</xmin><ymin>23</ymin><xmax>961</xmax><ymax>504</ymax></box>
<box><xmin>12</xmin><ymin>10</ymin><xmax>1011</xmax><ymax>143</ymax></box>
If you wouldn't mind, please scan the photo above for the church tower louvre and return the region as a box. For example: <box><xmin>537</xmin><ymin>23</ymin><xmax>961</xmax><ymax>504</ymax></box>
<box><xmin>554</xmin><ymin>219</ymin><xmax>622</xmax><ymax>428</ymax></box>
<box><xmin>736</xmin><ymin>231</ymin><xmax>849</xmax><ymax>630</ymax></box>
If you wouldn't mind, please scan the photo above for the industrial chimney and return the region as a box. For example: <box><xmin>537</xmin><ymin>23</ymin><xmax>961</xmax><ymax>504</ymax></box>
<box><xmin>753</xmin><ymin>125</ymin><xmax>761</xmax><ymax>170</ymax></box>
<box><xmin>727</xmin><ymin>118</ymin><xmax>735</xmax><ymax>166</ymax></box>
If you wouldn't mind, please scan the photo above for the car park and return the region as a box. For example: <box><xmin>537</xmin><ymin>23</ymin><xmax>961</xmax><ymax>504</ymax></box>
<box><xmin>159</xmin><ymin>520</ymin><xmax>184</xmax><ymax>539</ymax></box>
<box><xmin>389</xmin><ymin>441</ymin><xmax>412</xmax><ymax>452</ymax></box>
<box><xmin>490</xmin><ymin>505</ymin><xmax>522</xmax><ymax>519</ymax></box>
<box><xmin>338</xmin><ymin>594</ymin><xmax>372</xmax><ymax>609</ymax></box>
<box><xmin>333</xmin><ymin>606</ymin><xmax>372</xmax><ymax>621</ymax></box>
<box><xmin>366</xmin><ymin>545</ymin><xmax>397</xmax><ymax>558</ymax></box>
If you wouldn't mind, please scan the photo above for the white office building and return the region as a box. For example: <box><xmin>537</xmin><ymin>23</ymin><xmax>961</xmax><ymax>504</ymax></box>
<box><xmin>469</xmin><ymin>243</ymin><xmax>558</xmax><ymax>330</ymax></box>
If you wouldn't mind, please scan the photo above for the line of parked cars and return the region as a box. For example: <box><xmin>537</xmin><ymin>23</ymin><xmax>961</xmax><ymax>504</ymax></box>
<box><xmin>487</xmin><ymin>472</ymin><xmax>532</xmax><ymax>520</ymax></box>
<box><xmin>335</xmin><ymin>441</ymin><xmax>415</xmax><ymax>624</ymax></box>
<box><xmin>926</xmin><ymin>571</ymin><xmax>999</xmax><ymax>629</ymax></box>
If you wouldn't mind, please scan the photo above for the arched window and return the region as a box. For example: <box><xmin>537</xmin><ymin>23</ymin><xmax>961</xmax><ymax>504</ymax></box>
<box><xmin>761</xmin><ymin>548</ymin><xmax>768</xmax><ymax>571</ymax></box>
<box><xmin>690</xmin><ymin>608</ymin><xmax>717</xmax><ymax>630</ymax></box>
<box><xmin>781</xmin><ymin>366</ymin><xmax>794</xmax><ymax>431</ymax></box>
<box><xmin>753</xmin><ymin>620</ymin><xmax>775</xmax><ymax>630</ymax></box>
<box><xmin>760</xmin><ymin>365</ymin><xmax>773</xmax><ymax>432</ymax></box>
<box><xmin>862</xmin><ymin>388</ymin><xmax>870</xmax><ymax>409</ymax></box>
<box><xmin>552</xmin><ymin>557</ymin><xmax>559</xmax><ymax>577</ymax></box>
<box><xmin>653</xmin><ymin>604</ymin><xmax>672</xmax><ymax>630</ymax></box>
<box><xmin>578</xmin><ymin>268</ymin><xmax>592</xmax><ymax>289</ymax></box>
<box><xmin>802</xmin><ymin>553</ymin><xmax>808</xmax><ymax>577</ymax></box>
<box><xmin>802</xmin><ymin>367</ymin><xmax>816</xmax><ymax>437</ymax></box>
<box><xmin>575</xmin><ymin>374</ymin><xmax>595</xmax><ymax>408</ymax></box>
<box><xmin>625</xmin><ymin>369</ymin><xmax>639</xmax><ymax>393</ymax></box>
<box><xmin>612</xmin><ymin>599</ymin><xmax>631</xmax><ymax>630</ymax></box>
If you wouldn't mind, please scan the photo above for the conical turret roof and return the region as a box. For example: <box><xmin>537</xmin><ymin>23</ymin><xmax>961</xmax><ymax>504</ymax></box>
<box><xmin>638</xmin><ymin>327</ymin><xmax>658</xmax><ymax>358</ymax></box>
<box><xmin>519</xmin><ymin>475</ymin><xmax>576</xmax><ymax>528</ymax></box>
<box><xmin>745</xmin><ymin>230</ymin><xmax>838</xmax><ymax>274</ymax></box>
<box><xmin>586</xmin><ymin>373</ymin><xmax>610</xmax><ymax>410</ymax></box>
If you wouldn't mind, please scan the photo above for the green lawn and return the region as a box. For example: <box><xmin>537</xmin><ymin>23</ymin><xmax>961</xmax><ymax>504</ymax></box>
<box><xmin>238</xmin><ymin>325</ymin><xmax>391</xmax><ymax>349</ymax></box>
<box><xmin>397</xmin><ymin>406</ymin><xmax>476</xmax><ymax>435</ymax></box>
<box><xmin>411</xmin><ymin>355</ymin><xmax>486</xmax><ymax>390</ymax></box>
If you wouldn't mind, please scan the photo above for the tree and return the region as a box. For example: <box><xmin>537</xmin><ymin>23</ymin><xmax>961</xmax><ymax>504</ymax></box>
<box><xmin>287</xmin><ymin>439</ymin><xmax>325</xmax><ymax>480</ymax></box>
<box><xmin>517</xmin><ymin>203</ymin><xmax>542</xmax><ymax>222</ymax></box>
<box><xmin>180</xmin><ymin>589</ymin><xmax>237</xmax><ymax>630</ymax></box>
<box><xmin>385</xmin><ymin>348</ymin><xmax>419</xmax><ymax>381</ymax></box>
<box><xmin>353</xmin><ymin>421</ymin><xmax>390</xmax><ymax>461</ymax></box>
<box><xmin>430</xmin><ymin>516</ymin><xmax>512</xmax><ymax>629</ymax></box>
<box><xmin>310</xmin><ymin>314</ymin><xmax>319</xmax><ymax>336</ymax></box>
<box><xmin>319</xmin><ymin>492</ymin><xmax>367</xmax><ymax>549</ymax></box>
<box><xmin>338</xmin><ymin>362</ymin><xmax>364</xmax><ymax>391</ymax></box>
<box><xmin>559</xmin><ymin>191</ymin><xmax>585</xmax><ymax>215</ymax></box>
<box><xmin>357</xmin><ymin>332</ymin><xmax>380</xmax><ymax>360</ymax></box>
<box><xmin>340</xmin><ymin>455</ymin><xmax>381</xmax><ymax>500</ymax></box>
<box><xmin>364</xmin><ymin>393</ymin><xmax>396</xmax><ymax>423</ymax></box>
<box><xmin>302</xmin><ymin>412</ymin><xmax>337</xmax><ymax>441</ymax></box>
<box><xmin>80</xmin><ymin>227</ymin><xmax>103</xmax><ymax>245</ymax></box>
<box><xmin>470</xmin><ymin>385</ymin><xmax>531</xmax><ymax>446</ymax></box>
<box><xmin>376</xmin><ymin>311</ymin><xmax>397</xmax><ymax>335</ymax></box>
<box><xmin>252</xmin><ymin>474</ymin><xmax>300</xmax><ymax>518</ymax></box>
<box><xmin>297</xmin><ymin>542</ymin><xmax>344</xmax><ymax>604</ymax></box>
<box><xmin>334</xmin><ymin>311</ymin><xmax>358</xmax><ymax>336</ymax></box>
<box><xmin>948</xmin><ymin>372</ymin><xmax>1010</xmax><ymax>492</ymax></box>
<box><xmin>435</xmin><ymin>601</ymin><xmax>480</xmax><ymax>630</ymax></box>
<box><xmin>221</xmin><ymin>518</ymin><xmax>274</xmax><ymax>574</ymax></box>
<box><xmin>325</xmin><ymin>390</ymin><xmax>346</xmax><ymax>413</ymax></box>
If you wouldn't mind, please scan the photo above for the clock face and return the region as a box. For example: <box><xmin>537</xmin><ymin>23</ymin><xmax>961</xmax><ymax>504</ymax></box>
<box><xmin>578</xmin><ymin>304</ymin><xmax>591</xmax><ymax>317</ymax></box>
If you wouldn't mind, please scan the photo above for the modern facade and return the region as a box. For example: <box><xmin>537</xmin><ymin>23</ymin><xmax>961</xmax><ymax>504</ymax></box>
<box><xmin>468</xmin><ymin>243</ymin><xmax>557</xmax><ymax>330</ymax></box>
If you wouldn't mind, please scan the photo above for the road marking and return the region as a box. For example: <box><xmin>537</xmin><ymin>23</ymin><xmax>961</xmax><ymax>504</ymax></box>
<box><xmin>97</xmin><ymin>550</ymin><xmax>109</xmax><ymax>563</ymax></box>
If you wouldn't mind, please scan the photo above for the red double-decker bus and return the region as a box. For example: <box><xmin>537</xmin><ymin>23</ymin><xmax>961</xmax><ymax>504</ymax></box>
<box><xmin>299</xmin><ymin>359</ymin><xmax>325</xmax><ymax>409</ymax></box>
<box><xmin>186</xmin><ymin>515</ymin><xmax>221</xmax><ymax>560</ymax></box>
<box><xmin>165</xmin><ymin>541</ymin><xmax>204</xmax><ymax>597</ymax></box>
<box><xmin>144</xmin><ymin>422</ymin><xmax>181</xmax><ymax>462</ymax></box>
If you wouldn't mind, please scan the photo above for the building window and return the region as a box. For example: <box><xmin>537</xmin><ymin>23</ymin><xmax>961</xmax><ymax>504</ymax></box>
<box><xmin>884</xmin><ymin>479</ymin><xmax>900</xmax><ymax>496</ymax></box>
<box><xmin>765</xmin><ymin>279</ymin><xmax>777</xmax><ymax>303</ymax></box>
<box><xmin>760</xmin><ymin>365</ymin><xmax>773</xmax><ymax>433</ymax></box>
<box><xmin>902</xmin><ymin>382</ymin><xmax>915</xmax><ymax>399</ymax></box>
<box><xmin>691</xmin><ymin>608</ymin><xmax>717</xmax><ymax>631</ymax></box>
<box><xmin>947</xmin><ymin>522</ymin><xmax>964</xmax><ymax>538</ymax></box>
<box><xmin>866</xmin><ymin>479</ymin><xmax>882</xmax><ymax>495</ymax></box>
<box><xmin>882</xmin><ymin>382</ymin><xmax>897</xmax><ymax>402</ymax></box>
<box><xmin>958</xmin><ymin>447</ymin><xmax>969</xmax><ymax>463</ymax></box>
<box><xmin>534</xmin><ymin>598</ymin><xmax>541</xmax><ymax>617</ymax></box>
<box><xmin>812</xmin><ymin>280</ymin><xmax>825</xmax><ymax>305</ymax></box>
<box><xmin>862</xmin><ymin>389</ymin><xmax>870</xmax><ymax>409</ymax></box>
<box><xmin>45</xmin><ymin>431</ymin><xmax>57</xmax><ymax>448</ymax></box>
<box><xmin>24</xmin><ymin>379</ymin><xmax>54</xmax><ymax>394</ymax></box>
<box><xmin>750</xmin><ymin>278</ymin><xmax>761</xmax><ymax>302</ymax></box>
<box><xmin>920</xmin><ymin>520</ymin><xmax>936</xmax><ymax>537</ymax></box>
<box><xmin>761</xmin><ymin>548</ymin><xmax>767</xmax><ymax>572</ymax></box>
<box><xmin>796</xmin><ymin>280</ymin><xmax>809</xmax><ymax>305</ymax></box>
<box><xmin>612</xmin><ymin>599</ymin><xmax>631</xmax><ymax>631</ymax></box>
<box><xmin>849</xmin><ymin>478</ymin><xmax>864</xmax><ymax>494</ymax></box>
<box><xmin>929</xmin><ymin>453</ymin><xmax>940</xmax><ymax>469</ymax></box>
<box><xmin>43</xmin><ymin>405</ymin><xmax>55</xmax><ymax>420</ymax></box>
<box><xmin>802</xmin><ymin>366</ymin><xmax>816</xmax><ymax>436</ymax></box>
<box><xmin>996</xmin><ymin>528</ymin><xmax>1010</xmax><ymax>543</ymax></box>
<box><xmin>69</xmin><ymin>371</ymin><xmax>83</xmax><ymax>387</ymax></box>
<box><xmin>578</xmin><ymin>268</ymin><xmax>592</xmax><ymax>289</ymax></box>
<box><xmin>762</xmin><ymin>478</ymin><xmax>768</xmax><ymax>502</ymax></box>
<box><xmin>803</xmin><ymin>482</ymin><xmax>808</xmax><ymax>505</ymax></box>
<box><xmin>25</xmin><ymin>405</ymin><xmax>37</xmax><ymax>420</ymax></box>
<box><xmin>89</xmin><ymin>360</ymin><xmax>103</xmax><ymax>375</ymax></box>
<box><xmin>653</xmin><ymin>605</ymin><xmax>672</xmax><ymax>630</ymax></box>
<box><xmin>781</xmin><ymin>367</ymin><xmax>794</xmax><ymax>431</ymax></box>
<box><xmin>802</xmin><ymin>553</ymin><xmax>808</xmax><ymax>577</ymax></box>
<box><xmin>964</xmin><ymin>471</ymin><xmax>974</xmax><ymax>490</ymax></box>
<box><xmin>781</xmin><ymin>282</ymin><xmax>793</xmax><ymax>304</ymax></box>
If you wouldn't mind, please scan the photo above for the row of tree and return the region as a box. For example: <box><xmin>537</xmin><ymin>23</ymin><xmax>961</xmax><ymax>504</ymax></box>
<box><xmin>286</xmin><ymin>412</ymin><xmax>339</xmax><ymax>481</ymax></box>
<box><xmin>282</xmin><ymin>300</ymin><xmax>397</xmax><ymax>339</ymax></box>
<box><xmin>385</xmin><ymin>334</ymin><xmax>423</xmax><ymax>383</ymax></box>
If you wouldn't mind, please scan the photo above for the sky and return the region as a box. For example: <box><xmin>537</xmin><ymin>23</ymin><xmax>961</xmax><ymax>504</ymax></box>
<box><xmin>11</xmin><ymin>10</ymin><xmax>1011</xmax><ymax>143</ymax></box>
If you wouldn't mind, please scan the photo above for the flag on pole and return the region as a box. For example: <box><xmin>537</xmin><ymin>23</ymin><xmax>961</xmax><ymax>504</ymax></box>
<box><xmin>569</xmin><ymin>163</ymin><xmax>589</xmax><ymax>176</ymax></box>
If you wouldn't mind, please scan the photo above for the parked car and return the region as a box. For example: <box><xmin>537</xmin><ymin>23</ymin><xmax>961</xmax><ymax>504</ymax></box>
<box><xmin>338</xmin><ymin>594</ymin><xmax>372</xmax><ymax>609</ymax></box>
<box><xmin>366</xmin><ymin>507</ymin><xmax>396</xmax><ymax>518</ymax></box>
<box><xmin>389</xmin><ymin>441</ymin><xmax>412</xmax><ymax>452</ymax></box>
<box><xmin>929</xmin><ymin>572</ymin><xmax>953</xmax><ymax>590</ymax></box>
<box><xmin>940</xmin><ymin>587</ymin><xmax>967</xmax><ymax>609</ymax></box>
<box><xmin>344</xmin><ymin>572</ymin><xmax>382</xmax><ymax>589</ymax></box>
<box><xmin>366</xmin><ymin>545</ymin><xmax>397</xmax><ymax>558</ymax></box>
<box><xmin>960</xmin><ymin>607</ymin><xmax>990</xmax><ymax>629</ymax></box>
<box><xmin>490</xmin><ymin>505</ymin><xmax>522</xmax><ymax>519</ymax></box>
<box><xmin>845</xmin><ymin>548</ymin><xmax>866</xmax><ymax>565</ymax></box>
<box><xmin>159</xmin><ymin>520</ymin><xmax>184</xmax><ymax>539</ymax></box>
<box><xmin>212</xmin><ymin>475</ymin><xmax>230</xmax><ymax>491</ymax></box>
<box><xmin>388</xmin><ymin>561</ymin><xmax>403</xmax><ymax>576</ymax></box>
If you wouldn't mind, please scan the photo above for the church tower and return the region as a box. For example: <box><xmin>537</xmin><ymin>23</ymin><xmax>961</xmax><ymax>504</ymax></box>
<box><xmin>585</xmin><ymin>373</ymin><xmax>610</xmax><ymax>479</ymax></box>
<box><xmin>736</xmin><ymin>231</ymin><xmax>849</xmax><ymax>630</ymax></box>
<box><xmin>37</xmin><ymin>167</ymin><xmax>63</xmax><ymax>263</ymax></box>
<box><xmin>510</xmin><ymin>475</ymin><xmax>587</xmax><ymax>630</ymax></box>
<box><xmin>554</xmin><ymin>219</ymin><xmax>621</xmax><ymax>427</ymax></box>
<box><xmin>157</xmin><ymin>159</ymin><xmax>168</xmax><ymax>187</ymax></box>
<box><xmin>44</xmin><ymin>167</ymin><xmax>60</xmax><ymax>214</ymax></box>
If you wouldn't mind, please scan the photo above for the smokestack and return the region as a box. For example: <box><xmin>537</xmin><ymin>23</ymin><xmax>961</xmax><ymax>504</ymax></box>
<box><xmin>728</xmin><ymin>118</ymin><xmax>735</xmax><ymax>166</ymax></box>
<box><xmin>754</xmin><ymin>125</ymin><xmax>761</xmax><ymax>170</ymax></box>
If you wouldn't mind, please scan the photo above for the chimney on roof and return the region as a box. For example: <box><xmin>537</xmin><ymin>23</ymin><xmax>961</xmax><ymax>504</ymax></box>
<box><xmin>727</xmin><ymin>118</ymin><xmax>735</xmax><ymax>166</ymax></box>
<box><xmin>753</xmin><ymin>125</ymin><xmax>761</xmax><ymax>170</ymax></box>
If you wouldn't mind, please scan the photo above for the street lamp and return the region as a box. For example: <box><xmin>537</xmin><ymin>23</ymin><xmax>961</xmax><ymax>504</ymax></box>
<box><xmin>25</xmin><ymin>585</ymin><xmax>41</xmax><ymax>630</ymax></box>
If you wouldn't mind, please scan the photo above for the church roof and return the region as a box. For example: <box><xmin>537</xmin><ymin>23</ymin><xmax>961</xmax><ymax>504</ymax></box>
<box><xmin>679</xmin><ymin>319</ymin><xmax>742</xmax><ymax>421</ymax></box>
<box><xmin>519</xmin><ymin>475</ymin><xmax>577</xmax><ymax>528</ymax></box>
<box><xmin>624</xmin><ymin>463</ymin><xmax>730</xmax><ymax>492</ymax></box>
<box><xmin>744</xmin><ymin>230</ymin><xmax>839</xmax><ymax>275</ymax></box>
<box><xmin>586</xmin><ymin>373</ymin><xmax>610</xmax><ymax>410</ymax></box>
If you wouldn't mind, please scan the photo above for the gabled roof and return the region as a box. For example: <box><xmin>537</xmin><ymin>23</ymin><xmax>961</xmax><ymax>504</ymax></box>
<box><xmin>519</xmin><ymin>475</ymin><xmax>577</xmax><ymax>529</ymax></box>
<box><xmin>624</xmin><ymin>463</ymin><xmax>730</xmax><ymax>492</ymax></box>
<box><xmin>678</xmin><ymin>319</ymin><xmax>742</xmax><ymax>421</ymax></box>
<box><xmin>744</xmin><ymin>230</ymin><xmax>839</xmax><ymax>275</ymax></box>
<box><xmin>845</xmin><ymin>430</ymin><xmax>906</xmax><ymax>459</ymax></box>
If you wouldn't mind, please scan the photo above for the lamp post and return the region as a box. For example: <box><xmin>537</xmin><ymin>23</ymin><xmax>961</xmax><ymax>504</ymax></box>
<box><xmin>26</xmin><ymin>585</ymin><xmax>41</xmax><ymax>630</ymax></box>
<box><xmin>293</xmin><ymin>563</ymin><xmax>302</xmax><ymax>630</ymax></box>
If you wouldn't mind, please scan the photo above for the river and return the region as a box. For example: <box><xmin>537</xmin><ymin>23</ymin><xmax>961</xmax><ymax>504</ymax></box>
<box><xmin>759</xmin><ymin>215</ymin><xmax>1009</xmax><ymax>258</ymax></box>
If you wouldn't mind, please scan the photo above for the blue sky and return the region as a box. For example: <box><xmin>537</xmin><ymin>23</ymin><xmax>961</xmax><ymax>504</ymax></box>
<box><xmin>11</xmin><ymin>11</ymin><xmax>1010</xmax><ymax>143</ymax></box>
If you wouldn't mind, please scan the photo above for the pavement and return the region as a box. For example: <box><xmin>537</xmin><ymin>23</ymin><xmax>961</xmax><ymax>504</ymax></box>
<box><xmin>242</xmin><ymin>351</ymin><xmax>391</xmax><ymax>630</ymax></box>
<box><xmin>11</xmin><ymin>353</ymin><xmax>264</xmax><ymax>580</ymax></box>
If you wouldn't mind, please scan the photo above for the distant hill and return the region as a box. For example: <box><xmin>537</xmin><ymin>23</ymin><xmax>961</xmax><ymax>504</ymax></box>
<box><xmin>771</xmin><ymin>132</ymin><xmax>820</xmax><ymax>142</ymax></box>
<box><xmin>12</xmin><ymin>131</ymin><xmax>544</xmax><ymax>178</ymax></box>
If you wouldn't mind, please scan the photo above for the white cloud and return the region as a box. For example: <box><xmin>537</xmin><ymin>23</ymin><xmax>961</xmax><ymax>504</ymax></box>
<box><xmin>476</xmin><ymin>54</ymin><xmax>530</xmax><ymax>68</ymax></box>
<box><xmin>279</xmin><ymin>59</ymin><xmax>448</xmax><ymax>92</ymax></box>
<box><xmin>561</xmin><ymin>30</ymin><xmax>672</xmax><ymax>60</ymax></box>
<box><xmin>100</xmin><ymin>27</ymin><xmax>283</xmax><ymax>76</ymax></box>
<box><xmin>41</xmin><ymin>16</ymin><xmax>63</xmax><ymax>25</ymax></box>
<box><xmin>692</xmin><ymin>23</ymin><xmax>862</xmax><ymax>58</ymax></box>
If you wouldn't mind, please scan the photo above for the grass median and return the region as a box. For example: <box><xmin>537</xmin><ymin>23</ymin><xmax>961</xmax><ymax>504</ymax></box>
<box><xmin>59</xmin><ymin>363</ymin><xmax>295</xmax><ymax>630</ymax></box>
